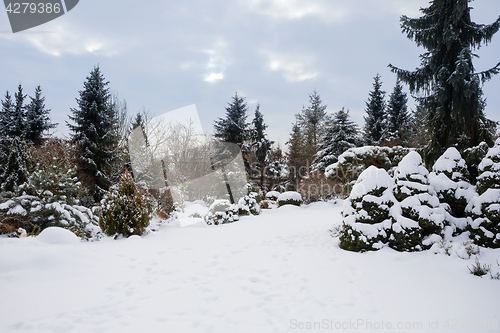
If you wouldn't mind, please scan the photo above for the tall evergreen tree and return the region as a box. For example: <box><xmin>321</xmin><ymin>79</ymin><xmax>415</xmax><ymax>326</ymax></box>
<box><xmin>382</xmin><ymin>80</ymin><xmax>411</xmax><ymax>146</ymax></box>
<box><xmin>251</xmin><ymin>104</ymin><xmax>273</xmax><ymax>188</ymax></box>
<box><xmin>0</xmin><ymin>91</ymin><xmax>13</xmax><ymax>138</ymax></box>
<box><xmin>363</xmin><ymin>74</ymin><xmax>386</xmax><ymax>145</ymax></box>
<box><xmin>0</xmin><ymin>91</ymin><xmax>14</xmax><ymax>177</ymax></box>
<box><xmin>286</xmin><ymin>121</ymin><xmax>306</xmax><ymax>188</ymax></box>
<box><xmin>314</xmin><ymin>107</ymin><xmax>361</xmax><ymax>171</ymax></box>
<box><xmin>389</xmin><ymin>0</ymin><xmax>500</xmax><ymax>165</ymax></box>
<box><xmin>0</xmin><ymin>136</ymin><xmax>28</xmax><ymax>192</ymax></box>
<box><xmin>296</xmin><ymin>90</ymin><xmax>328</xmax><ymax>158</ymax></box>
<box><xmin>213</xmin><ymin>93</ymin><xmax>251</xmax><ymax>171</ymax></box>
<box><xmin>11</xmin><ymin>84</ymin><xmax>26</xmax><ymax>138</ymax></box>
<box><xmin>67</xmin><ymin>66</ymin><xmax>119</xmax><ymax>202</ymax></box>
<box><xmin>25</xmin><ymin>85</ymin><xmax>57</xmax><ymax>145</ymax></box>
<box><xmin>213</xmin><ymin>92</ymin><xmax>250</xmax><ymax>146</ymax></box>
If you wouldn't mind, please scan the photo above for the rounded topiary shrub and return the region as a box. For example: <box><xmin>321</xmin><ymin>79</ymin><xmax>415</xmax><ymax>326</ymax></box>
<box><xmin>99</xmin><ymin>169</ymin><xmax>150</xmax><ymax>237</ymax></box>
<box><xmin>466</xmin><ymin>138</ymin><xmax>500</xmax><ymax>248</ymax></box>
<box><xmin>339</xmin><ymin>166</ymin><xmax>395</xmax><ymax>252</ymax></box>
<box><xmin>277</xmin><ymin>191</ymin><xmax>302</xmax><ymax>207</ymax></box>
<box><xmin>429</xmin><ymin>147</ymin><xmax>474</xmax><ymax>234</ymax></box>
<box><xmin>390</xmin><ymin>151</ymin><xmax>444</xmax><ymax>251</ymax></box>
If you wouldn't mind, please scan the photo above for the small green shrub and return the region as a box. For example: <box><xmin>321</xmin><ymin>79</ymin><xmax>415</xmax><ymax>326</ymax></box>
<box><xmin>277</xmin><ymin>191</ymin><xmax>302</xmax><ymax>207</ymax></box>
<box><xmin>99</xmin><ymin>169</ymin><xmax>150</xmax><ymax>237</ymax></box>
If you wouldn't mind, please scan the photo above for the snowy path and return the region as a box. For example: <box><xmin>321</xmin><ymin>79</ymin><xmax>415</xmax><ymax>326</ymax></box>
<box><xmin>1</xmin><ymin>201</ymin><xmax>499</xmax><ymax>333</ymax></box>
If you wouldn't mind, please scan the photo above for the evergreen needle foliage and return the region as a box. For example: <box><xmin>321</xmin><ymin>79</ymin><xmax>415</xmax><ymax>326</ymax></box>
<box><xmin>99</xmin><ymin>169</ymin><xmax>150</xmax><ymax>238</ymax></box>
<box><xmin>389</xmin><ymin>0</ymin><xmax>500</xmax><ymax>165</ymax></box>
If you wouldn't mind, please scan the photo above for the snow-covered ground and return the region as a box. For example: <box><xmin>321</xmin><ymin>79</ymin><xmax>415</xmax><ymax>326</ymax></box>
<box><xmin>1</xmin><ymin>201</ymin><xmax>499</xmax><ymax>333</ymax></box>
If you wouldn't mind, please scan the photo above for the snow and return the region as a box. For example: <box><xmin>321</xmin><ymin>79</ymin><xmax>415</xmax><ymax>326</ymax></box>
<box><xmin>1</xmin><ymin>201</ymin><xmax>500</xmax><ymax>333</ymax></box>
<box><xmin>350</xmin><ymin>166</ymin><xmax>394</xmax><ymax>198</ymax></box>
<box><xmin>37</xmin><ymin>227</ymin><xmax>81</xmax><ymax>245</ymax></box>
<box><xmin>394</xmin><ymin>151</ymin><xmax>429</xmax><ymax>182</ymax></box>
<box><xmin>7</xmin><ymin>204</ymin><xmax>27</xmax><ymax>216</ymax></box>
<box><xmin>277</xmin><ymin>191</ymin><xmax>302</xmax><ymax>202</ymax></box>
<box><xmin>265</xmin><ymin>191</ymin><xmax>280</xmax><ymax>200</ymax></box>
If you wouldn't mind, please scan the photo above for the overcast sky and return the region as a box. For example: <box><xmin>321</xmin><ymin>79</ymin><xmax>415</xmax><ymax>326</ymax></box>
<box><xmin>1</xmin><ymin>0</ymin><xmax>499</xmax><ymax>146</ymax></box>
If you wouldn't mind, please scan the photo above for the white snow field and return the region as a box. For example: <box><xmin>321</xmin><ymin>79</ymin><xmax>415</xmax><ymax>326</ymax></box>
<box><xmin>1</xmin><ymin>201</ymin><xmax>499</xmax><ymax>333</ymax></box>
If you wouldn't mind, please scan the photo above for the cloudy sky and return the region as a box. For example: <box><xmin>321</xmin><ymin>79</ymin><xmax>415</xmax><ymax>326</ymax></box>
<box><xmin>1</xmin><ymin>0</ymin><xmax>499</xmax><ymax>146</ymax></box>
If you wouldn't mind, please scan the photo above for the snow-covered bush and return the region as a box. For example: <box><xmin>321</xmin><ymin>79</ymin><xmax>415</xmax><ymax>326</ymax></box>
<box><xmin>339</xmin><ymin>166</ymin><xmax>395</xmax><ymax>252</ymax></box>
<box><xmin>277</xmin><ymin>191</ymin><xmax>302</xmax><ymax>207</ymax></box>
<box><xmin>0</xmin><ymin>155</ymin><xmax>99</xmax><ymax>239</ymax></box>
<box><xmin>204</xmin><ymin>199</ymin><xmax>239</xmax><ymax>225</ymax></box>
<box><xmin>237</xmin><ymin>192</ymin><xmax>261</xmax><ymax>216</ymax></box>
<box><xmin>265</xmin><ymin>191</ymin><xmax>280</xmax><ymax>201</ymax></box>
<box><xmin>466</xmin><ymin>138</ymin><xmax>500</xmax><ymax>248</ymax></box>
<box><xmin>391</xmin><ymin>151</ymin><xmax>444</xmax><ymax>251</ymax></box>
<box><xmin>429</xmin><ymin>148</ymin><xmax>475</xmax><ymax>234</ymax></box>
<box><xmin>99</xmin><ymin>169</ymin><xmax>150</xmax><ymax>238</ymax></box>
<box><xmin>325</xmin><ymin>146</ymin><xmax>413</xmax><ymax>196</ymax></box>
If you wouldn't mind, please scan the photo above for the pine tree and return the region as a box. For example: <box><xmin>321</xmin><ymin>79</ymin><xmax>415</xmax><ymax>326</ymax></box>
<box><xmin>251</xmin><ymin>104</ymin><xmax>273</xmax><ymax>189</ymax></box>
<box><xmin>1</xmin><ymin>136</ymin><xmax>28</xmax><ymax>192</ymax></box>
<box><xmin>296</xmin><ymin>90</ymin><xmax>328</xmax><ymax>167</ymax></box>
<box><xmin>389</xmin><ymin>0</ymin><xmax>500</xmax><ymax>165</ymax></box>
<box><xmin>364</xmin><ymin>74</ymin><xmax>386</xmax><ymax>145</ymax></box>
<box><xmin>286</xmin><ymin>121</ymin><xmax>306</xmax><ymax>188</ymax></box>
<box><xmin>0</xmin><ymin>91</ymin><xmax>14</xmax><ymax>138</ymax></box>
<box><xmin>11</xmin><ymin>84</ymin><xmax>26</xmax><ymax>138</ymax></box>
<box><xmin>314</xmin><ymin>107</ymin><xmax>361</xmax><ymax>171</ymax></box>
<box><xmin>0</xmin><ymin>91</ymin><xmax>14</xmax><ymax>175</ymax></box>
<box><xmin>214</xmin><ymin>92</ymin><xmax>250</xmax><ymax>146</ymax></box>
<box><xmin>67</xmin><ymin>66</ymin><xmax>119</xmax><ymax>202</ymax></box>
<box><xmin>25</xmin><ymin>85</ymin><xmax>57</xmax><ymax>145</ymax></box>
<box><xmin>382</xmin><ymin>80</ymin><xmax>411</xmax><ymax>146</ymax></box>
<box><xmin>213</xmin><ymin>93</ymin><xmax>251</xmax><ymax>173</ymax></box>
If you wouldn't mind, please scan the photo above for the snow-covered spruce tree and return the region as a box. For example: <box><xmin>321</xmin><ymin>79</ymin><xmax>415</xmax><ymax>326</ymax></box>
<box><xmin>295</xmin><ymin>90</ymin><xmax>328</xmax><ymax>173</ymax></box>
<box><xmin>391</xmin><ymin>151</ymin><xmax>444</xmax><ymax>251</ymax></box>
<box><xmin>0</xmin><ymin>91</ymin><xmax>14</xmax><ymax>174</ymax></box>
<box><xmin>25</xmin><ymin>85</ymin><xmax>57</xmax><ymax>145</ymax></box>
<box><xmin>251</xmin><ymin>104</ymin><xmax>273</xmax><ymax>189</ymax></box>
<box><xmin>10</xmin><ymin>84</ymin><xmax>26</xmax><ymax>138</ymax></box>
<box><xmin>265</xmin><ymin>145</ymin><xmax>287</xmax><ymax>192</ymax></box>
<box><xmin>466</xmin><ymin>138</ymin><xmax>500</xmax><ymax>248</ymax></box>
<box><xmin>314</xmin><ymin>107</ymin><xmax>361</xmax><ymax>172</ymax></box>
<box><xmin>99</xmin><ymin>169</ymin><xmax>149</xmax><ymax>237</ymax></box>
<box><xmin>363</xmin><ymin>74</ymin><xmax>386</xmax><ymax>145</ymax></box>
<box><xmin>67</xmin><ymin>66</ymin><xmax>120</xmax><ymax>203</ymax></box>
<box><xmin>286</xmin><ymin>121</ymin><xmax>306</xmax><ymax>189</ymax></box>
<box><xmin>213</xmin><ymin>93</ymin><xmax>251</xmax><ymax>170</ymax></box>
<box><xmin>339</xmin><ymin>166</ymin><xmax>396</xmax><ymax>252</ymax></box>
<box><xmin>389</xmin><ymin>0</ymin><xmax>500</xmax><ymax>165</ymax></box>
<box><xmin>429</xmin><ymin>147</ymin><xmax>474</xmax><ymax>234</ymax></box>
<box><xmin>381</xmin><ymin>80</ymin><xmax>411</xmax><ymax>146</ymax></box>
<box><xmin>1</xmin><ymin>136</ymin><xmax>28</xmax><ymax>192</ymax></box>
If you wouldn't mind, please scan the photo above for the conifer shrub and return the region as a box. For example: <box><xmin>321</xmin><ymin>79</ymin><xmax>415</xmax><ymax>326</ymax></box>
<box><xmin>204</xmin><ymin>199</ymin><xmax>239</xmax><ymax>225</ymax></box>
<box><xmin>339</xmin><ymin>166</ymin><xmax>395</xmax><ymax>252</ymax></box>
<box><xmin>390</xmin><ymin>151</ymin><xmax>444</xmax><ymax>251</ymax></box>
<box><xmin>466</xmin><ymin>138</ymin><xmax>500</xmax><ymax>248</ymax></box>
<box><xmin>277</xmin><ymin>191</ymin><xmax>302</xmax><ymax>207</ymax></box>
<box><xmin>429</xmin><ymin>148</ymin><xmax>475</xmax><ymax>234</ymax></box>
<box><xmin>325</xmin><ymin>146</ymin><xmax>413</xmax><ymax>196</ymax></box>
<box><xmin>99</xmin><ymin>169</ymin><xmax>149</xmax><ymax>237</ymax></box>
<box><xmin>237</xmin><ymin>192</ymin><xmax>261</xmax><ymax>215</ymax></box>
